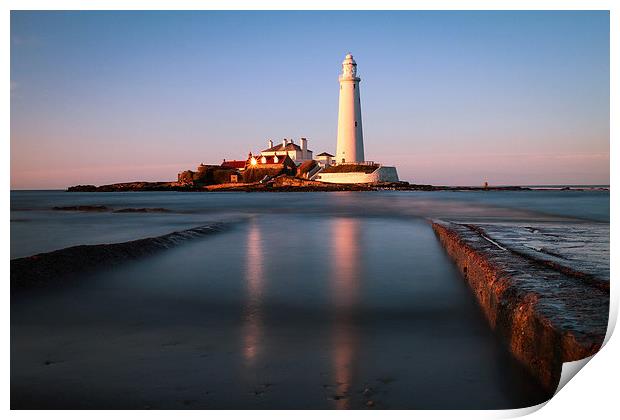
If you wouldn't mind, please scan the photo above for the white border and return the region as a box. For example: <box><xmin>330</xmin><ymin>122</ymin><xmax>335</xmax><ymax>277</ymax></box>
<box><xmin>4</xmin><ymin>1</ymin><xmax>617</xmax><ymax>419</ymax></box>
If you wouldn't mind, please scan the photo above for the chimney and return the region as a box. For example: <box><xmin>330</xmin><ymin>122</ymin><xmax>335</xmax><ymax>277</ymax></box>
<box><xmin>300</xmin><ymin>138</ymin><xmax>307</xmax><ymax>154</ymax></box>
<box><xmin>268</xmin><ymin>139</ymin><xmax>273</xmax><ymax>148</ymax></box>
<box><xmin>282</xmin><ymin>139</ymin><xmax>287</xmax><ymax>148</ymax></box>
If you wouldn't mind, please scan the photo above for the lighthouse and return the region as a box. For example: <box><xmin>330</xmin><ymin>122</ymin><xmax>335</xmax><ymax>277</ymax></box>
<box><xmin>336</xmin><ymin>53</ymin><xmax>365</xmax><ymax>164</ymax></box>
<box><xmin>313</xmin><ymin>53</ymin><xmax>400</xmax><ymax>184</ymax></box>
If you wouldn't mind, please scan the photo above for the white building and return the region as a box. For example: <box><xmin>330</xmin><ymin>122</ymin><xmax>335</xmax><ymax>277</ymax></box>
<box><xmin>315</xmin><ymin>152</ymin><xmax>335</xmax><ymax>167</ymax></box>
<box><xmin>260</xmin><ymin>138</ymin><xmax>313</xmax><ymax>165</ymax></box>
<box><xmin>314</xmin><ymin>166</ymin><xmax>399</xmax><ymax>183</ymax></box>
<box><xmin>314</xmin><ymin>53</ymin><xmax>400</xmax><ymax>184</ymax></box>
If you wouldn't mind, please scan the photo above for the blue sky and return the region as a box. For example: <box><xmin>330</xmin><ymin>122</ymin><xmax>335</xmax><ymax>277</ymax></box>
<box><xmin>11</xmin><ymin>11</ymin><xmax>609</xmax><ymax>188</ymax></box>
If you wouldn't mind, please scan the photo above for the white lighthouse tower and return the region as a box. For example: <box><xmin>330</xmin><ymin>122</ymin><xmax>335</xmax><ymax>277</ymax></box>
<box><xmin>313</xmin><ymin>53</ymin><xmax>400</xmax><ymax>184</ymax></box>
<box><xmin>336</xmin><ymin>53</ymin><xmax>364</xmax><ymax>164</ymax></box>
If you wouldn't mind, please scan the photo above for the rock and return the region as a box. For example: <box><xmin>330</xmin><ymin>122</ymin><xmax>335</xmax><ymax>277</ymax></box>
<box><xmin>67</xmin><ymin>174</ymin><xmax>538</xmax><ymax>193</ymax></box>
<box><xmin>177</xmin><ymin>170</ymin><xmax>195</xmax><ymax>186</ymax></box>
<box><xmin>66</xmin><ymin>185</ymin><xmax>97</xmax><ymax>192</ymax></box>
<box><xmin>11</xmin><ymin>222</ymin><xmax>233</xmax><ymax>291</ymax></box>
<box><xmin>52</xmin><ymin>205</ymin><xmax>108</xmax><ymax>212</ymax></box>
<box><xmin>68</xmin><ymin>181</ymin><xmax>192</xmax><ymax>192</ymax></box>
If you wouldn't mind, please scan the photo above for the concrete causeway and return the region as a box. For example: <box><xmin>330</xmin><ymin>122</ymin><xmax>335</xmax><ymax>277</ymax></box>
<box><xmin>432</xmin><ymin>220</ymin><xmax>609</xmax><ymax>392</ymax></box>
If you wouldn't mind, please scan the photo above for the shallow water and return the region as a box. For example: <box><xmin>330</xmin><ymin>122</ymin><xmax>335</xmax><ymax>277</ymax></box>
<box><xmin>10</xmin><ymin>190</ymin><xmax>609</xmax><ymax>409</ymax></box>
<box><xmin>10</xmin><ymin>189</ymin><xmax>609</xmax><ymax>258</ymax></box>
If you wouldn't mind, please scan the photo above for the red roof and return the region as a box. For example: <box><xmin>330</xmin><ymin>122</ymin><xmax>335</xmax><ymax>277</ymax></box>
<box><xmin>221</xmin><ymin>160</ymin><xmax>246</xmax><ymax>169</ymax></box>
<box><xmin>253</xmin><ymin>155</ymin><xmax>293</xmax><ymax>165</ymax></box>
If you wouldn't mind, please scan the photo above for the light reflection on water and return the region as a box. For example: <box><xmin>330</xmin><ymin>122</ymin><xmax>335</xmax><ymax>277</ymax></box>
<box><xmin>239</xmin><ymin>217</ymin><xmax>363</xmax><ymax>408</ymax></box>
<box><xmin>330</xmin><ymin>218</ymin><xmax>361</xmax><ymax>409</ymax></box>
<box><xmin>243</xmin><ymin>220</ymin><xmax>265</xmax><ymax>365</ymax></box>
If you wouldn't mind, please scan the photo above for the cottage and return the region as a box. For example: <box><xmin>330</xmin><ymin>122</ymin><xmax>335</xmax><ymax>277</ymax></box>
<box><xmin>243</xmin><ymin>153</ymin><xmax>297</xmax><ymax>183</ymax></box>
<box><xmin>315</xmin><ymin>152</ymin><xmax>335</xmax><ymax>168</ymax></box>
<box><xmin>260</xmin><ymin>138</ymin><xmax>313</xmax><ymax>164</ymax></box>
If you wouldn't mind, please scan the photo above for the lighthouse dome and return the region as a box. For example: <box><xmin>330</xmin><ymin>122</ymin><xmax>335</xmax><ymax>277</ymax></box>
<box><xmin>343</xmin><ymin>53</ymin><xmax>356</xmax><ymax>65</ymax></box>
<box><xmin>340</xmin><ymin>53</ymin><xmax>358</xmax><ymax>80</ymax></box>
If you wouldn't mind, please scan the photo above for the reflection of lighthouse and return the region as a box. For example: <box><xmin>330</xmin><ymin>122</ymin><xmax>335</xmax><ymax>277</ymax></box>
<box><xmin>242</xmin><ymin>220</ymin><xmax>264</xmax><ymax>365</ymax></box>
<box><xmin>330</xmin><ymin>218</ymin><xmax>361</xmax><ymax>409</ymax></box>
<box><xmin>336</xmin><ymin>53</ymin><xmax>365</xmax><ymax>164</ymax></box>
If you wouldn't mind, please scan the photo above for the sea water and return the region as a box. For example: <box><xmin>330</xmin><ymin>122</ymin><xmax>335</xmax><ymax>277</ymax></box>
<box><xmin>10</xmin><ymin>189</ymin><xmax>609</xmax><ymax>258</ymax></box>
<box><xmin>10</xmin><ymin>190</ymin><xmax>609</xmax><ymax>409</ymax></box>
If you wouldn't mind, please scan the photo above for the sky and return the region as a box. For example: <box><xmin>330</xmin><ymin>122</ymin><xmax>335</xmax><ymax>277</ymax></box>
<box><xmin>10</xmin><ymin>10</ymin><xmax>610</xmax><ymax>188</ymax></box>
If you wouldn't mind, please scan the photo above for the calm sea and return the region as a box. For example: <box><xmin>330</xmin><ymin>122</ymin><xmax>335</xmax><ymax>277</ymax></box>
<box><xmin>10</xmin><ymin>189</ymin><xmax>609</xmax><ymax>259</ymax></box>
<box><xmin>10</xmin><ymin>190</ymin><xmax>609</xmax><ymax>409</ymax></box>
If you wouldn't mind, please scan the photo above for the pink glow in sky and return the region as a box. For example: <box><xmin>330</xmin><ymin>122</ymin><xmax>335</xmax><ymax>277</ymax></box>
<box><xmin>11</xmin><ymin>11</ymin><xmax>609</xmax><ymax>189</ymax></box>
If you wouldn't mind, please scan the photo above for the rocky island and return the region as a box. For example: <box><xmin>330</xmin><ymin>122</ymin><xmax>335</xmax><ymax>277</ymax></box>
<box><xmin>68</xmin><ymin>173</ymin><xmax>532</xmax><ymax>193</ymax></box>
